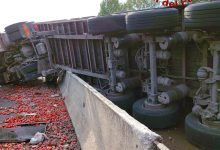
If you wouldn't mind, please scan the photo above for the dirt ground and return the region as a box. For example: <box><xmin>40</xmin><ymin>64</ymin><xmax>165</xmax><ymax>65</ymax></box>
<box><xmin>155</xmin><ymin>122</ymin><xmax>200</xmax><ymax>150</ymax></box>
<box><xmin>0</xmin><ymin>81</ymin><xmax>80</xmax><ymax>150</ymax></box>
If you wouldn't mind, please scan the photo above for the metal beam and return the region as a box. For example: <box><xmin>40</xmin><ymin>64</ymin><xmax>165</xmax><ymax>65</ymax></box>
<box><xmin>55</xmin><ymin>64</ymin><xmax>109</xmax><ymax>80</ymax></box>
<box><xmin>49</xmin><ymin>34</ymin><xmax>104</xmax><ymax>40</ymax></box>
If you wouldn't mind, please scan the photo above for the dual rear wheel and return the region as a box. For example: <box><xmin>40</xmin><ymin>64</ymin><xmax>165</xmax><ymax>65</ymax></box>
<box><xmin>184</xmin><ymin>2</ymin><xmax>220</xmax><ymax>150</ymax></box>
<box><xmin>88</xmin><ymin>2</ymin><xmax>220</xmax><ymax>149</ymax></box>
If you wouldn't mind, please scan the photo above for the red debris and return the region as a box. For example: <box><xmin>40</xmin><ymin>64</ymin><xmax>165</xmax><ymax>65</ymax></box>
<box><xmin>0</xmin><ymin>82</ymin><xmax>80</xmax><ymax>150</ymax></box>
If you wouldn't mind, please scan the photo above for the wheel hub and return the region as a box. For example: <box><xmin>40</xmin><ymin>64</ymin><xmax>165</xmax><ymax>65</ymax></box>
<box><xmin>202</xmin><ymin>118</ymin><xmax>220</xmax><ymax>129</ymax></box>
<box><xmin>144</xmin><ymin>100</ymin><xmax>165</xmax><ymax>109</ymax></box>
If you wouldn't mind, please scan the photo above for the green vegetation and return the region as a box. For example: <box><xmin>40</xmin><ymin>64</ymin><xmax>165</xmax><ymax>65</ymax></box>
<box><xmin>122</xmin><ymin>0</ymin><xmax>157</xmax><ymax>11</ymax></box>
<box><xmin>98</xmin><ymin>0</ymin><xmax>158</xmax><ymax>16</ymax></box>
<box><xmin>98</xmin><ymin>0</ymin><xmax>206</xmax><ymax>16</ymax></box>
<box><xmin>98</xmin><ymin>0</ymin><xmax>123</xmax><ymax>16</ymax></box>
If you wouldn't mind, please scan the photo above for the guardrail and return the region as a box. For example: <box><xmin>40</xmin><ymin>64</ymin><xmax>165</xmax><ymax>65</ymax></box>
<box><xmin>60</xmin><ymin>71</ymin><xmax>169</xmax><ymax>150</ymax></box>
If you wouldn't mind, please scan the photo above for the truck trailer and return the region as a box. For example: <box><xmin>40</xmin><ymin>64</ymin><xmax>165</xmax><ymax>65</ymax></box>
<box><xmin>1</xmin><ymin>1</ymin><xmax>220</xmax><ymax>149</ymax></box>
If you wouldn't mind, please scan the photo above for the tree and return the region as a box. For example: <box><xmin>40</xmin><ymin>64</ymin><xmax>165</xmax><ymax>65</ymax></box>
<box><xmin>98</xmin><ymin>0</ymin><xmax>123</xmax><ymax>16</ymax></box>
<box><xmin>123</xmin><ymin>0</ymin><xmax>158</xmax><ymax>10</ymax></box>
<box><xmin>98</xmin><ymin>0</ymin><xmax>158</xmax><ymax>16</ymax></box>
<box><xmin>98</xmin><ymin>0</ymin><xmax>207</xmax><ymax>16</ymax></box>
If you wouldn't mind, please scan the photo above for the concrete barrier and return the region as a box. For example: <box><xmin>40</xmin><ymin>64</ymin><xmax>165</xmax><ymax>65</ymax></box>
<box><xmin>60</xmin><ymin>71</ymin><xmax>166</xmax><ymax>150</ymax></box>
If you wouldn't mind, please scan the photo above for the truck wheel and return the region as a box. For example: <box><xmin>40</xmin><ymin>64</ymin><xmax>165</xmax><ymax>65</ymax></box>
<box><xmin>184</xmin><ymin>1</ymin><xmax>220</xmax><ymax>30</ymax></box>
<box><xmin>6</xmin><ymin>30</ymin><xmax>25</xmax><ymax>42</ymax></box>
<box><xmin>88</xmin><ymin>14</ymin><xmax>126</xmax><ymax>35</ymax></box>
<box><xmin>185</xmin><ymin>113</ymin><xmax>220</xmax><ymax>150</ymax></box>
<box><xmin>132</xmin><ymin>99</ymin><xmax>180</xmax><ymax>129</ymax></box>
<box><xmin>126</xmin><ymin>8</ymin><xmax>179</xmax><ymax>33</ymax></box>
<box><xmin>5</xmin><ymin>22</ymin><xmax>26</xmax><ymax>42</ymax></box>
<box><xmin>5</xmin><ymin>22</ymin><xmax>25</xmax><ymax>33</ymax></box>
<box><xmin>106</xmin><ymin>91</ymin><xmax>135</xmax><ymax>113</ymax></box>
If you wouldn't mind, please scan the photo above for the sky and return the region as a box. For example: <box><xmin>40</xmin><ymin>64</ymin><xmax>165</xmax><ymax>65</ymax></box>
<box><xmin>0</xmin><ymin>0</ymin><xmax>107</xmax><ymax>32</ymax></box>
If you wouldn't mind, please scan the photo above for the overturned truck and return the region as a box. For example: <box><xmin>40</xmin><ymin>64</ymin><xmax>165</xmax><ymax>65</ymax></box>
<box><xmin>2</xmin><ymin>1</ymin><xmax>220</xmax><ymax>149</ymax></box>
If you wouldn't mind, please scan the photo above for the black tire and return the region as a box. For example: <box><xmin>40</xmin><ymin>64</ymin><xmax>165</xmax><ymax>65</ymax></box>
<box><xmin>5</xmin><ymin>22</ymin><xmax>26</xmax><ymax>42</ymax></box>
<box><xmin>106</xmin><ymin>91</ymin><xmax>135</xmax><ymax>112</ymax></box>
<box><xmin>126</xmin><ymin>8</ymin><xmax>180</xmax><ymax>33</ymax></box>
<box><xmin>88</xmin><ymin>14</ymin><xmax>126</xmax><ymax>35</ymax></box>
<box><xmin>185</xmin><ymin>113</ymin><xmax>220</xmax><ymax>150</ymax></box>
<box><xmin>133</xmin><ymin>98</ymin><xmax>180</xmax><ymax>129</ymax></box>
<box><xmin>184</xmin><ymin>1</ymin><xmax>220</xmax><ymax>30</ymax></box>
<box><xmin>5</xmin><ymin>22</ymin><xmax>25</xmax><ymax>33</ymax></box>
<box><xmin>7</xmin><ymin>30</ymin><xmax>25</xmax><ymax>42</ymax></box>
